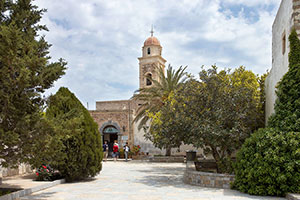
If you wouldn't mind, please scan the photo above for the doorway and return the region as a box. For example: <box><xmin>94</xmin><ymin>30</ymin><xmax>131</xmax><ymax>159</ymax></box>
<box><xmin>102</xmin><ymin>126</ymin><xmax>119</xmax><ymax>157</ymax></box>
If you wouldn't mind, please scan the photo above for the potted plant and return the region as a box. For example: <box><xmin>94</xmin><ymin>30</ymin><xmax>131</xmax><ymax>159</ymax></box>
<box><xmin>119</xmin><ymin>148</ymin><xmax>125</xmax><ymax>158</ymax></box>
<box><xmin>131</xmin><ymin>145</ymin><xmax>141</xmax><ymax>159</ymax></box>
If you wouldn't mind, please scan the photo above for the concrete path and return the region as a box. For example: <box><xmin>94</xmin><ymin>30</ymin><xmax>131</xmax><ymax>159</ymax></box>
<box><xmin>0</xmin><ymin>174</ymin><xmax>51</xmax><ymax>190</ymax></box>
<box><xmin>21</xmin><ymin>161</ymin><xmax>285</xmax><ymax>200</ymax></box>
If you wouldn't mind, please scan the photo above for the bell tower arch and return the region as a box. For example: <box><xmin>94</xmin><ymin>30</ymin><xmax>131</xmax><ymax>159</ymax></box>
<box><xmin>138</xmin><ymin>29</ymin><xmax>166</xmax><ymax>89</ymax></box>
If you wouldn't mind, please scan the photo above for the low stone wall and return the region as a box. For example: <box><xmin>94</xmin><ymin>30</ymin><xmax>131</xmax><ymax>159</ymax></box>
<box><xmin>184</xmin><ymin>170</ymin><xmax>235</xmax><ymax>189</ymax></box>
<box><xmin>149</xmin><ymin>156</ymin><xmax>184</xmax><ymax>163</ymax></box>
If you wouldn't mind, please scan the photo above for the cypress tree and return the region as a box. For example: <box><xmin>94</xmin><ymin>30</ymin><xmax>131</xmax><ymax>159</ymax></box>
<box><xmin>268</xmin><ymin>29</ymin><xmax>300</xmax><ymax>131</ymax></box>
<box><xmin>46</xmin><ymin>87</ymin><xmax>103</xmax><ymax>182</ymax></box>
<box><xmin>0</xmin><ymin>0</ymin><xmax>66</xmax><ymax>167</ymax></box>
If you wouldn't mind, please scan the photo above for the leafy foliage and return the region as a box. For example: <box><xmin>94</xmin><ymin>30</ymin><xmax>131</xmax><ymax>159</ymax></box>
<box><xmin>134</xmin><ymin>65</ymin><xmax>187</xmax><ymax>129</ymax></box>
<box><xmin>0</xmin><ymin>0</ymin><xmax>66</xmax><ymax>167</ymax></box>
<box><xmin>234</xmin><ymin>29</ymin><xmax>300</xmax><ymax>196</ymax></box>
<box><xmin>45</xmin><ymin>87</ymin><xmax>102</xmax><ymax>182</ymax></box>
<box><xmin>173</xmin><ymin>66</ymin><xmax>263</xmax><ymax>173</ymax></box>
<box><xmin>268</xmin><ymin>29</ymin><xmax>300</xmax><ymax>131</ymax></box>
<box><xmin>145</xmin><ymin>92</ymin><xmax>189</xmax><ymax>154</ymax></box>
<box><xmin>233</xmin><ymin>128</ymin><xmax>300</xmax><ymax>196</ymax></box>
<box><xmin>131</xmin><ymin>145</ymin><xmax>141</xmax><ymax>155</ymax></box>
<box><xmin>35</xmin><ymin>164</ymin><xmax>55</xmax><ymax>181</ymax></box>
<box><xmin>258</xmin><ymin>72</ymin><xmax>269</xmax><ymax>127</ymax></box>
<box><xmin>133</xmin><ymin>65</ymin><xmax>187</xmax><ymax>156</ymax></box>
<box><xmin>26</xmin><ymin>117</ymin><xmax>66</xmax><ymax>170</ymax></box>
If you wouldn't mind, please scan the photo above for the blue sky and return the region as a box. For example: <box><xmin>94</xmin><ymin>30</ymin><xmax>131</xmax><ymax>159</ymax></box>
<box><xmin>34</xmin><ymin>0</ymin><xmax>281</xmax><ymax>110</ymax></box>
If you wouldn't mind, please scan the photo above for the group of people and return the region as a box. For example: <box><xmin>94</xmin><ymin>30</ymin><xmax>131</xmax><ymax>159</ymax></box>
<box><xmin>102</xmin><ymin>140</ymin><xmax>130</xmax><ymax>162</ymax></box>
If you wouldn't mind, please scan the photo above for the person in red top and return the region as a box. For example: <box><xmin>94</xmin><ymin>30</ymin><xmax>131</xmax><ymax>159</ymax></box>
<box><xmin>113</xmin><ymin>140</ymin><xmax>119</xmax><ymax>161</ymax></box>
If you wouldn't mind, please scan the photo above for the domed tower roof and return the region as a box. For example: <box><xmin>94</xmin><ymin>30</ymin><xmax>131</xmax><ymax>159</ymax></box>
<box><xmin>144</xmin><ymin>36</ymin><xmax>161</xmax><ymax>46</ymax></box>
<box><xmin>138</xmin><ymin>26</ymin><xmax>166</xmax><ymax>90</ymax></box>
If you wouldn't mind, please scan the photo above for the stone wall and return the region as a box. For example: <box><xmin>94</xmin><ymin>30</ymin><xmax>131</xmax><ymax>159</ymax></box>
<box><xmin>266</xmin><ymin>0</ymin><xmax>293</xmax><ymax>122</ymax></box>
<box><xmin>133</xmin><ymin>119</ymin><xmax>163</xmax><ymax>154</ymax></box>
<box><xmin>92</xmin><ymin>99</ymin><xmax>205</xmax><ymax>156</ymax></box>
<box><xmin>184</xmin><ymin>169</ymin><xmax>235</xmax><ymax>189</ymax></box>
<box><xmin>89</xmin><ymin>109</ymin><xmax>133</xmax><ymax>147</ymax></box>
<box><xmin>149</xmin><ymin>156</ymin><xmax>184</xmax><ymax>163</ymax></box>
<box><xmin>96</xmin><ymin>100</ymin><xmax>131</xmax><ymax>111</ymax></box>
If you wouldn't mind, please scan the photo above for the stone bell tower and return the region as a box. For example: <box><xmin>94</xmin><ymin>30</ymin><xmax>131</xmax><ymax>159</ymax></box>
<box><xmin>138</xmin><ymin>29</ymin><xmax>166</xmax><ymax>89</ymax></box>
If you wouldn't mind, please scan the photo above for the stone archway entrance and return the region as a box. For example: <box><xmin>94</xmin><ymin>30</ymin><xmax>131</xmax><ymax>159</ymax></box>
<box><xmin>101</xmin><ymin>124</ymin><xmax>120</xmax><ymax>157</ymax></box>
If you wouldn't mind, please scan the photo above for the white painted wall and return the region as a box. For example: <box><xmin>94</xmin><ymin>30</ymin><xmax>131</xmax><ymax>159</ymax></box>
<box><xmin>133</xmin><ymin>120</ymin><xmax>204</xmax><ymax>156</ymax></box>
<box><xmin>133</xmin><ymin>120</ymin><xmax>164</xmax><ymax>155</ymax></box>
<box><xmin>0</xmin><ymin>164</ymin><xmax>32</xmax><ymax>178</ymax></box>
<box><xmin>265</xmin><ymin>0</ymin><xmax>293</xmax><ymax>122</ymax></box>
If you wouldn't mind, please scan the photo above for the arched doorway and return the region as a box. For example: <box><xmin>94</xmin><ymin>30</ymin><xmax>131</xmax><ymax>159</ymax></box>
<box><xmin>102</xmin><ymin>125</ymin><xmax>119</xmax><ymax>156</ymax></box>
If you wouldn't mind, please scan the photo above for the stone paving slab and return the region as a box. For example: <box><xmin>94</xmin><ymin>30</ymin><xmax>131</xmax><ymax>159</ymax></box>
<box><xmin>21</xmin><ymin>162</ymin><xmax>285</xmax><ymax>200</ymax></box>
<box><xmin>0</xmin><ymin>174</ymin><xmax>65</xmax><ymax>200</ymax></box>
<box><xmin>287</xmin><ymin>193</ymin><xmax>300</xmax><ymax>200</ymax></box>
<box><xmin>0</xmin><ymin>174</ymin><xmax>45</xmax><ymax>190</ymax></box>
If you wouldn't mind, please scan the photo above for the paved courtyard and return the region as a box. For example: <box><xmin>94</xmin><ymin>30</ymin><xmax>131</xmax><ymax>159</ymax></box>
<box><xmin>21</xmin><ymin>161</ymin><xmax>285</xmax><ymax>200</ymax></box>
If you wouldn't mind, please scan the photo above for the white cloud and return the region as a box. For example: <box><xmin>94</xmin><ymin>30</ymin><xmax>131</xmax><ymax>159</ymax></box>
<box><xmin>221</xmin><ymin>0</ymin><xmax>280</xmax><ymax>7</ymax></box>
<box><xmin>33</xmin><ymin>0</ymin><xmax>280</xmax><ymax>109</ymax></box>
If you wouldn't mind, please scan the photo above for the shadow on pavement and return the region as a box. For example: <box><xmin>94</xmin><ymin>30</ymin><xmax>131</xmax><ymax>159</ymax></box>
<box><xmin>133</xmin><ymin>164</ymin><xmax>285</xmax><ymax>200</ymax></box>
<box><xmin>21</xmin><ymin>192</ymin><xmax>56</xmax><ymax>200</ymax></box>
<box><xmin>21</xmin><ymin>174</ymin><xmax>36</xmax><ymax>180</ymax></box>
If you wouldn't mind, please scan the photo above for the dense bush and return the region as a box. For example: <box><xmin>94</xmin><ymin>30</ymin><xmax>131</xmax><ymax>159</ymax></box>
<box><xmin>233</xmin><ymin>29</ymin><xmax>300</xmax><ymax>196</ymax></box>
<box><xmin>233</xmin><ymin>128</ymin><xmax>300</xmax><ymax>196</ymax></box>
<box><xmin>166</xmin><ymin>66</ymin><xmax>264</xmax><ymax>173</ymax></box>
<box><xmin>46</xmin><ymin>87</ymin><xmax>103</xmax><ymax>182</ymax></box>
<box><xmin>268</xmin><ymin>29</ymin><xmax>300</xmax><ymax>132</ymax></box>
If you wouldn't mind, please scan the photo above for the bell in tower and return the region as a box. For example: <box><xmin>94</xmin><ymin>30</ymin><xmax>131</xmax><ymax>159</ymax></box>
<box><xmin>138</xmin><ymin>27</ymin><xmax>166</xmax><ymax>90</ymax></box>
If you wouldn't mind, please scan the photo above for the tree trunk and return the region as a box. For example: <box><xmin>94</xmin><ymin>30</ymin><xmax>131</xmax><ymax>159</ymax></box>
<box><xmin>210</xmin><ymin>146</ymin><xmax>221</xmax><ymax>173</ymax></box>
<box><xmin>165</xmin><ymin>147</ymin><xmax>171</xmax><ymax>156</ymax></box>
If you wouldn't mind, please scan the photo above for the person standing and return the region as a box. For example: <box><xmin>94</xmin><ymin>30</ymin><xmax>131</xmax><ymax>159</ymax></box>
<box><xmin>124</xmin><ymin>142</ymin><xmax>130</xmax><ymax>162</ymax></box>
<box><xmin>102</xmin><ymin>141</ymin><xmax>108</xmax><ymax>162</ymax></box>
<box><xmin>113</xmin><ymin>140</ymin><xmax>119</xmax><ymax>161</ymax></box>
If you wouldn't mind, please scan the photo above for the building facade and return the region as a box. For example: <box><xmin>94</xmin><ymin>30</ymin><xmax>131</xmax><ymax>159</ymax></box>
<box><xmin>265</xmin><ymin>0</ymin><xmax>300</xmax><ymax>122</ymax></box>
<box><xmin>90</xmin><ymin>34</ymin><xmax>169</xmax><ymax>155</ymax></box>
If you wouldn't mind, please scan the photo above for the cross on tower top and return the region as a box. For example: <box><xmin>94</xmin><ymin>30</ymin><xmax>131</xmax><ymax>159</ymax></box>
<box><xmin>150</xmin><ymin>25</ymin><xmax>154</xmax><ymax>37</ymax></box>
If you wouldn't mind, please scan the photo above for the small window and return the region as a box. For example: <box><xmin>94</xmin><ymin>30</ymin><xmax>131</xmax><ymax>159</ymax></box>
<box><xmin>146</xmin><ymin>74</ymin><xmax>152</xmax><ymax>86</ymax></box>
<box><xmin>282</xmin><ymin>32</ymin><xmax>286</xmax><ymax>55</ymax></box>
<box><xmin>147</xmin><ymin>47</ymin><xmax>151</xmax><ymax>55</ymax></box>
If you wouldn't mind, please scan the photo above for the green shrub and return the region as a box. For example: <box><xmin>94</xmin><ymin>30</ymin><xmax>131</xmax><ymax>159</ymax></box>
<box><xmin>46</xmin><ymin>87</ymin><xmax>103</xmax><ymax>182</ymax></box>
<box><xmin>234</xmin><ymin>29</ymin><xmax>300</xmax><ymax>196</ymax></box>
<box><xmin>132</xmin><ymin>145</ymin><xmax>141</xmax><ymax>155</ymax></box>
<box><xmin>268</xmin><ymin>29</ymin><xmax>300</xmax><ymax>132</ymax></box>
<box><xmin>119</xmin><ymin>148</ymin><xmax>124</xmax><ymax>158</ymax></box>
<box><xmin>233</xmin><ymin>128</ymin><xmax>300</xmax><ymax>196</ymax></box>
<box><xmin>35</xmin><ymin>165</ymin><xmax>54</xmax><ymax>181</ymax></box>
